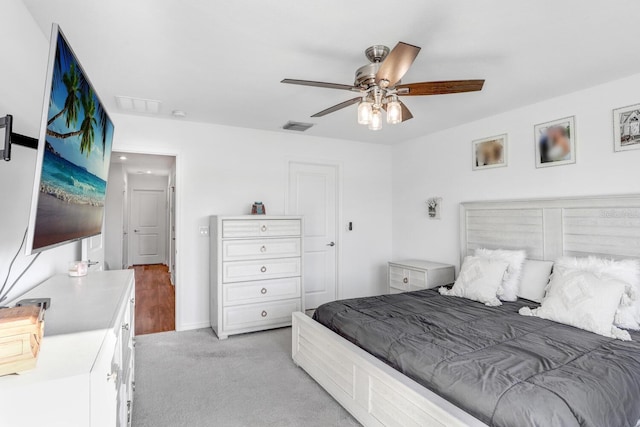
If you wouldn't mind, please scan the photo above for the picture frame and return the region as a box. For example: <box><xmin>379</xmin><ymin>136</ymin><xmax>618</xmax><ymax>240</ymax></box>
<box><xmin>472</xmin><ymin>134</ymin><xmax>508</xmax><ymax>171</ymax></box>
<box><xmin>426</xmin><ymin>197</ymin><xmax>442</xmax><ymax>220</ymax></box>
<box><xmin>613</xmin><ymin>103</ymin><xmax>640</xmax><ymax>152</ymax></box>
<box><xmin>534</xmin><ymin>116</ymin><xmax>576</xmax><ymax>168</ymax></box>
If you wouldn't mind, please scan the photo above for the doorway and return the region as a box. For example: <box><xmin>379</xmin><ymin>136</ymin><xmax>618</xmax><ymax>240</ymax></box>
<box><xmin>105</xmin><ymin>152</ymin><xmax>177</xmax><ymax>335</ymax></box>
<box><xmin>287</xmin><ymin>162</ymin><xmax>339</xmax><ymax>309</ymax></box>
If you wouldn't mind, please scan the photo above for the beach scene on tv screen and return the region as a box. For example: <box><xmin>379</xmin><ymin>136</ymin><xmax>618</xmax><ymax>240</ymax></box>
<box><xmin>32</xmin><ymin>32</ymin><xmax>113</xmax><ymax>250</ymax></box>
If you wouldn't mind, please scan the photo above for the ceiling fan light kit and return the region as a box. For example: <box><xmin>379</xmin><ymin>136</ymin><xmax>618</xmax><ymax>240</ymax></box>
<box><xmin>282</xmin><ymin>41</ymin><xmax>485</xmax><ymax>131</ymax></box>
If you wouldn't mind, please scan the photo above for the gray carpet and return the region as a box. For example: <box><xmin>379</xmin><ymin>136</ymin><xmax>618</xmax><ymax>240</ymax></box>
<box><xmin>132</xmin><ymin>327</ymin><xmax>360</xmax><ymax>427</ymax></box>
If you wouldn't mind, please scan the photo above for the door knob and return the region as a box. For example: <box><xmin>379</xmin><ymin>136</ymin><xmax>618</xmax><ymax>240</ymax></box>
<box><xmin>327</xmin><ymin>242</ymin><xmax>335</xmax><ymax>247</ymax></box>
<box><xmin>134</xmin><ymin>229</ymin><xmax>140</xmax><ymax>233</ymax></box>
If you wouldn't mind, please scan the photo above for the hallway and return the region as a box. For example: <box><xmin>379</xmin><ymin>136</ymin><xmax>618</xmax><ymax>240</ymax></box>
<box><xmin>133</xmin><ymin>264</ymin><xmax>175</xmax><ymax>335</ymax></box>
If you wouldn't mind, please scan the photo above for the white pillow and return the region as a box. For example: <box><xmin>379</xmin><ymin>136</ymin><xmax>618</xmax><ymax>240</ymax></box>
<box><xmin>553</xmin><ymin>257</ymin><xmax>640</xmax><ymax>330</ymax></box>
<box><xmin>519</xmin><ymin>268</ymin><xmax>631</xmax><ymax>341</ymax></box>
<box><xmin>439</xmin><ymin>256</ymin><xmax>508</xmax><ymax>306</ymax></box>
<box><xmin>518</xmin><ymin>260</ymin><xmax>554</xmax><ymax>303</ymax></box>
<box><xmin>475</xmin><ymin>248</ymin><xmax>526</xmax><ymax>301</ymax></box>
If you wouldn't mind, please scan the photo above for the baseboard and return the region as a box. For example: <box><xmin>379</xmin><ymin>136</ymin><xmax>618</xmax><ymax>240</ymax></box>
<box><xmin>176</xmin><ymin>320</ymin><xmax>211</xmax><ymax>332</ymax></box>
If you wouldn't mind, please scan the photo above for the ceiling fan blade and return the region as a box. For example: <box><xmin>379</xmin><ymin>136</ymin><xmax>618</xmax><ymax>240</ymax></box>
<box><xmin>281</xmin><ymin>79</ymin><xmax>359</xmax><ymax>91</ymax></box>
<box><xmin>399</xmin><ymin>101</ymin><xmax>413</xmax><ymax>122</ymax></box>
<box><xmin>396</xmin><ymin>80</ymin><xmax>485</xmax><ymax>96</ymax></box>
<box><xmin>382</xmin><ymin>101</ymin><xmax>414</xmax><ymax>122</ymax></box>
<box><xmin>375</xmin><ymin>42</ymin><xmax>421</xmax><ymax>88</ymax></box>
<box><xmin>311</xmin><ymin>97</ymin><xmax>361</xmax><ymax>117</ymax></box>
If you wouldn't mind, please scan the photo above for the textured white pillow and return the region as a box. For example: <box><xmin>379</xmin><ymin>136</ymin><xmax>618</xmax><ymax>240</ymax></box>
<box><xmin>518</xmin><ymin>260</ymin><xmax>554</xmax><ymax>302</ymax></box>
<box><xmin>554</xmin><ymin>257</ymin><xmax>640</xmax><ymax>330</ymax></box>
<box><xmin>519</xmin><ymin>269</ymin><xmax>631</xmax><ymax>341</ymax></box>
<box><xmin>475</xmin><ymin>248</ymin><xmax>527</xmax><ymax>301</ymax></box>
<box><xmin>439</xmin><ymin>256</ymin><xmax>508</xmax><ymax>306</ymax></box>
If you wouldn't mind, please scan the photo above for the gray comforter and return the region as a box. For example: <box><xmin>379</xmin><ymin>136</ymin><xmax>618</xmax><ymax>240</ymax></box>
<box><xmin>313</xmin><ymin>289</ymin><xmax>640</xmax><ymax>427</ymax></box>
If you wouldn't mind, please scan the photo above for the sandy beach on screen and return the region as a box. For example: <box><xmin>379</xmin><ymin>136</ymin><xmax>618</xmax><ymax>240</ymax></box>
<box><xmin>32</xmin><ymin>193</ymin><xmax>103</xmax><ymax>249</ymax></box>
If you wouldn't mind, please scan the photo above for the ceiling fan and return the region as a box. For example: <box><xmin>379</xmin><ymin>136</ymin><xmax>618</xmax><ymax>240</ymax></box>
<box><xmin>281</xmin><ymin>42</ymin><xmax>485</xmax><ymax>131</ymax></box>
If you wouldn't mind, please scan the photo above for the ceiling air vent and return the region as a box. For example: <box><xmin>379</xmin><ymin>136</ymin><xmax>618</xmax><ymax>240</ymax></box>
<box><xmin>115</xmin><ymin>96</ymin><xmax>162</xmax><ymax>114</ymax></box>
<box><xmin>282</xmin><ymin>121</ymin><xmax>314</xmax><ymax>132</ymax></box>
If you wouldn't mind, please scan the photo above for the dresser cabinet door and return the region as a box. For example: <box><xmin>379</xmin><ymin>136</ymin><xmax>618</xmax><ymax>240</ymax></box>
<box><xmin>389</xmin><ymin>266</ymin><xmax>409</xmax><ymax>292</ymax></box>
<box><xmin>90</xmin><ymin>333</ymin><xmax>118</xmax><ymax>427</ymax></box>
<box><xmin>408</xmin><ymin>269</ymin><xmax>428</xmax><ymax>291</ymax></box>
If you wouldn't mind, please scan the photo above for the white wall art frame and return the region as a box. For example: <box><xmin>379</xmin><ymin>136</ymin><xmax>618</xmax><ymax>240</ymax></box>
<box><xmin>472</xmin><ymin>133</ymin><xmax>508</xmax><ymax>170</ymax></box>
<box><xmin>534</xmin><ymin>116</ymin><xmax>576</xmax><ymax>168</ymax></box>
<box><xmin>613</xmin><ymin>103</ymin><xmax>640</xmax><ymax>152</ymax></box>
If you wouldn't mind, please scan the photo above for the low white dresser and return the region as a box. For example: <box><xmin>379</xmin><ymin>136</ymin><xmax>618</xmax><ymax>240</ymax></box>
<box><xmin>388</xmin><ymin>260</ymin><xmax>455</xmax><ymax>294</ymax></box>
<box><xmin>210</xmin><ymin>215</ymin><xmax>304</xmax><ymax>339</ymax></box>
<box><xmin>0</xmin><ymin>270</ymin><xmax>135</xmax><ymax>427</ymax></box>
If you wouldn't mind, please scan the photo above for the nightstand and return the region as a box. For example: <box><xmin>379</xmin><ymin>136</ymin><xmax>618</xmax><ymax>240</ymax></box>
<box><xmin>388</xmin><ymin>260</ymin><xmax>455</xmax><ymax>294</ymax></box>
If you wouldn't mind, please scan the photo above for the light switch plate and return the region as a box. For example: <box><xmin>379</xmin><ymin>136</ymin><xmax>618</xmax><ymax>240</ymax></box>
<box><xmin>199</xmin><ymin>226</ymin><xmax>209</xmax><ymax>237</ymax></box>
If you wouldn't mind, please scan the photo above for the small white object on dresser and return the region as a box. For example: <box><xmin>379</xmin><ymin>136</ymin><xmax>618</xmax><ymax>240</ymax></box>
<box><xmin>388</xmin><ymin>260</ymin><xmax>455</xmax><ymax>294</ymax></box>
<box><xmin>210</xmin><ymin>215</ymin><xmax>304</xmax><ymax>339</ymax></box>
<box><xmin>0</xmin><ymin>270</ymin><xmax>135</xmax><ymax>427</ymax></box>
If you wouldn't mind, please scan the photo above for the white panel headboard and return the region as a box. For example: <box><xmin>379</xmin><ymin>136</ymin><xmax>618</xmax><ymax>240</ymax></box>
<box><xmin>460</xmin><ymin>194</ymin><xmax>640</xmax><ymax>265</ymax></box>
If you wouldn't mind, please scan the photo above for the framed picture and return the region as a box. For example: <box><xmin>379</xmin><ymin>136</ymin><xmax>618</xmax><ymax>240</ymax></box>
<box><xmin>472</xmin><ymin>134</ymin><xmax>507</xmax><ymax>170</ymax></box>
<box><xmin>613</xmin><ymin>103</ymin><xmax>640</xmax><ymax>152</ymax></box>
<box><xmin>534</xmin><ymin>116</ymin><xmax>576</xmax><ymax>168</ymax></box>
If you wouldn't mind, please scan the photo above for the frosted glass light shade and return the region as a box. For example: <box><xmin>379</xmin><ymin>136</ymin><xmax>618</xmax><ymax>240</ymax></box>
<box><xmin>368</xmin><ymin>109</ymin><xmax>382</xmax><ymax>131</ymax></box>
<box><xmin>357</xmin><ymin>101</ymin><xmax>373</xmax><ymax>125</ymax></box>
<box><xmin>386</xmin><ymin>101</ymin><xmax>402</xmax><ymax>124</ymax></box>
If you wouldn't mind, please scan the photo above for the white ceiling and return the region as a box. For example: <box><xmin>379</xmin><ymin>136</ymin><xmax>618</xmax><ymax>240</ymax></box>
<box><xmin>112</xmin><ymin>151</ymin><xmax>175</xmax><ymax>176</ymax></box>
<box><xmin>23</xmin><ymin>0</ymin><xmax>640</xmax><ymax>144</ymax></box>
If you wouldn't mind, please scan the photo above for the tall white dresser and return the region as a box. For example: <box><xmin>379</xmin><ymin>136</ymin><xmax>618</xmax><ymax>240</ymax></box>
<box><xmin>210</xmin><ymin>215</ymin><xmax>304</xmax><ymax>339</ymax></box>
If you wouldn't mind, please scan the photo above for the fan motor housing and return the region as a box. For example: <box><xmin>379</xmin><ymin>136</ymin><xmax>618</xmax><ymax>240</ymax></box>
<box><xmin>354</xmin><ymin>63</ymin><xmax>380</xmax><ymax>88</ymax></box>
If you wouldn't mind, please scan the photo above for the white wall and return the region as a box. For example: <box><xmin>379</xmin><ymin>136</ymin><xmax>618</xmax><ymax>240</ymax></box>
<box><xmin>111</xmin><ymin>114</ymin><xmax>393</xmax><ymax>330</ymax></box>
<box><xmin>392</xmin><ymin>73</ymin><xmax>640</xmax><ymax>270</ymax></box>
<box><xmin>104</xmin><ymin>163</ymin><xmax>126</xmax><ymax>270</ymax></box>
<box><xmin>0</xmin><ymin>0</ymin><xmax>80</xmax><ymax>304</ymax></box>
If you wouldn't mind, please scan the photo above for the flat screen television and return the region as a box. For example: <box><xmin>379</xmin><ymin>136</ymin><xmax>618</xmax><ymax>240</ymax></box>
<box><xmin>26</xmin><ymin>24</ymin><xmax>114</xmax><ymax>254</ymax></box>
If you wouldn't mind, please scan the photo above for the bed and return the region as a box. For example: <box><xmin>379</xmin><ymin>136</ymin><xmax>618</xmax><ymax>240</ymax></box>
<box><xmin>291</xmin><ymin>194</ymin><xmax>640</xmax><ymax>427</ymax></box>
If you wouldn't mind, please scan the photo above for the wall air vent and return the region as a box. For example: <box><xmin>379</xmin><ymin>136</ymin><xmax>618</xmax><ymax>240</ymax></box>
<box><xmin>282</xmin><ymin>121</ymin><xmax>314</xmax><ymax>132</ymax></box>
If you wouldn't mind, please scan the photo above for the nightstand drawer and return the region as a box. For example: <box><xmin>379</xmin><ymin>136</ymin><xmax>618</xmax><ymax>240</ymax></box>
<box><xmin>223</xmin><ymin>299</ymin><xmax>301</xmax><ymax>331</ymax></box>
<box><xmin>222</xmin><ymin>258</ymin><xmax>301</xmax><ymax>283</ymax></box>
<box><xmin>223</xmin><ymin>277</ymin><xmax>301</xmax><ymax>305</ymax></box>
<box><xmin>222</xmin><ymin>219</ymin><xmax>301</xmax><ymax>238</ymax></box>
<box><xmin>389</xmin><ymin>266</ymin><xmax>408</xmax><ymax>291</ymax></box>
<box><xmin>222</xmin><ymin>238</ymin><xmax>301</xmax><ymax>261</ymax></box>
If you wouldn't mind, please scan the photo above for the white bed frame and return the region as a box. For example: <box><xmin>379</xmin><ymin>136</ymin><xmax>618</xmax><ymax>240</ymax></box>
<box><xmin>292</xmin><ymin>194</ymin><xmax>640</xmax><ymax>427</ymax></box>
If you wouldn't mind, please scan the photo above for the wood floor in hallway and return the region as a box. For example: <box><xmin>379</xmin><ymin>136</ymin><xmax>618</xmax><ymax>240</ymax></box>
<box><xmin>132</xmin><ymin>264</ymin><xmax>175</xmax><ymax>335</ymax></box>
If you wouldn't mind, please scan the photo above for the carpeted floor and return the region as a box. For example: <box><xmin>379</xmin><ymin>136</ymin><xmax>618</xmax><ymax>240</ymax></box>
<box><xmin>132</xmin><ymin>327</ymin><xmax>360</xmax><ymax>427</ymax></box>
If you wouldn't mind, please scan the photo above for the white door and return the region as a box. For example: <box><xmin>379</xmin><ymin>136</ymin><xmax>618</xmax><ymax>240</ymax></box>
<box><xmin>288</xmin><ymin>162</ymin><xmax>338</xmax><ymax>309</ymax></box>
<box><xmin>130</xmin><ymin>189</ymin><xmax>166</xmax><ymax>265</ymax></box>
<box><xmin>82</xmin><ymin>232</ymin><xmax>105</xmax><ymax>271</ymax></box>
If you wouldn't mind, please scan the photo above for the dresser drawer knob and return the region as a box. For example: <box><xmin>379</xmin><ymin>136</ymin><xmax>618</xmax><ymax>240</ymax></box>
<box><xmin>261</xmin><ymin>310</ymin><xmax>268</xmax><ymax>317</ymax></box>
<box><xmin>260</xmin><ymin>266</ymin><xmax>267</xmax><ymax>273</ymax></box>
<box><xmin>403</xmin><ymin>277</ymin><xmax>408</xmax><ymax>284</ymax></box>
<box><xmin>260</xmin><ymin>245</ymin><xmax>267</xmax><ymax>253</ymax></box>
<box><xmin>261</xmin><ymin>287</ymin><xmax>267</xmax><ymax>294</ymax></box>
<box><xmin>261</xmin><ymin>225</ymin><xmax>267</xmax><ymax>232</ymax></box>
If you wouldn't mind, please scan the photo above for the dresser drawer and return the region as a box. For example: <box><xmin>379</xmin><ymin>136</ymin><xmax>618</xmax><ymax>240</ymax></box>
<box><xmin>223</xmin><ymin>299</ymin><xmax>301</xmax><ymax>331</ymax></box>
<box><xmin>222</xmin><ymin>219</ymin><xmax>301</xmax><ymax>238</ymax></box>
<box><xmin>222</xmin><ymin>238</ymin><xmax>301</xmax><ymax>261</ymax></box>
<box><xmin>222</xmin><ymin>258</ymin><xmax>301</xmax><ymax>283</ymax></box>
<box><xmin>223</xmin><ymin>277</ymin><xmax>301</xmax><ymax>306</ymax></box>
